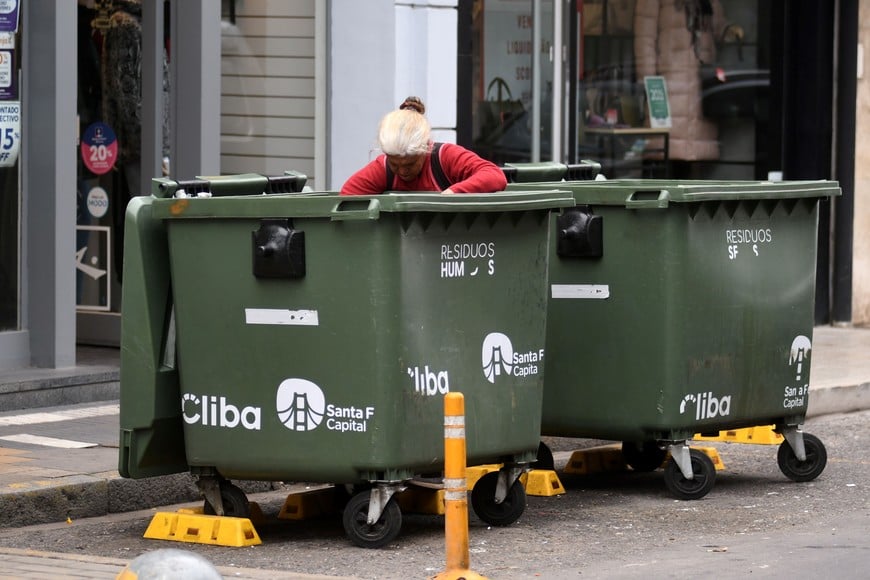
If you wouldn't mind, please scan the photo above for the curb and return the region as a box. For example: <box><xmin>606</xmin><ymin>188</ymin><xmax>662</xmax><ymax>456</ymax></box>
<box><xmin>0</xmin><ymin>472</ymin><xmax>275</xmax><ymax>529</ymax></box>
<box><xmin>806</xmin><ymin>381</ymin><xmax>870</xmax><ymax>418</ymax></box>
<box><xmin>0</xmin><ymin>368</ymin><xmax>120</xmax><ymax>412</ymax></box>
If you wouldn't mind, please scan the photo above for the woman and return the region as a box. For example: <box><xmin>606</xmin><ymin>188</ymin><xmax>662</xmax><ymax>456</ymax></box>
<box><xmin>340</xmin><ymin>97</ymin><xmax>507</xmax><ymax>195</ymax></box>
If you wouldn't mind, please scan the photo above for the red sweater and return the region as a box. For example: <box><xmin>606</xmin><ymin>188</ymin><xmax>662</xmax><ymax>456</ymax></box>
<box><xmin>340</xmin><ymin>142</ymin><xmax>507</xmax><ymax>195</ymax></box>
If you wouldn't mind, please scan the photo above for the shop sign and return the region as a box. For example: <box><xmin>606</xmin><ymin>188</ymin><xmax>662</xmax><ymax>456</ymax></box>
<box><xmin>0</xmin><ymin>0</ymin><xmax>19</xmax><ymax>33</ymax></box>
<box><xmin>0</xmin><ymin>99</ymin><xmax>19</xmax><ymax>167</ymax></box>
<box><xmin>81</xmin><ymin>122</ymin><xmax>118</xmax><ymax>176</ymax></box>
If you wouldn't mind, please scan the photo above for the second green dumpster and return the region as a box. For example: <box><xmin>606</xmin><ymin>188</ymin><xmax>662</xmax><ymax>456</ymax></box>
<box><xmin>507</xmin><ymin>173</ymin><xmax>840</xmax><ymax>499</ymax></box>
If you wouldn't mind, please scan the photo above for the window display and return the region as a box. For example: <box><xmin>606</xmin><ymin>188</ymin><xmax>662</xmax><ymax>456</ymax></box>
<box><xmin>577</xmin><ymin>0</ymin><xmax>765</xmax><ymax>180</ymax></box>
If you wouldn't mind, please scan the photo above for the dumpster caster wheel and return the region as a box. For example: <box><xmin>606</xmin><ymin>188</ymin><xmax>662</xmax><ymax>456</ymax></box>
<box><xmin>342</xmin><ymin>490</ymin><xmax>402</xmax><ymax>549</ymax></box>
<box><xmin>777</xmin><ymin>433</ymin><xmax>827</xmax><ymax>482</ymax></box>
<box><xmin>471</xmin><ymin>471</ymin><xmax>526</xmax><ymax>526</ymax></box>
<box><xmin>533</xmin><ymin>441</ymin><xmax>555</xmax><ymax>471</ymax></box>
<box><xmin>663</xmin><ymin>448</ymin><xmax>716</xmax><ymax>500</ymax></box>
<box><xmin>203</xmin><ymin>482</ymin><xmax>250</xmax><ymax>518</ymax></box>
<box><xmin>622</xmin><ymin>441</ymin><xmax>668</xmax><ymax>472</ymax></box>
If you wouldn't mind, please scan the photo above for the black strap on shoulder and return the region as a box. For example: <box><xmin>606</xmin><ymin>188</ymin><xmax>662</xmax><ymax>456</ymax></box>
<box><xmin>430</xmin><ymin>142</ymin><xmax>451</xmax><ymax>191</ymax></box>
<box><xmin>385</xmin><ymin>142</ymin><xmax>451</xmax><ymax>191</ymax></box>
<box><xmin>385</xmin><ymin>157</ymin><xmax>393</xmax><ymax>192</ymax></box>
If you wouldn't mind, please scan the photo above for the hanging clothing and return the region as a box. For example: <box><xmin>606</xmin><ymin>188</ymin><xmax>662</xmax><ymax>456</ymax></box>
<box><xmin>634</xmin><ymin>0</ymin><xmax>729</xmax><ymax>161</ymax></box>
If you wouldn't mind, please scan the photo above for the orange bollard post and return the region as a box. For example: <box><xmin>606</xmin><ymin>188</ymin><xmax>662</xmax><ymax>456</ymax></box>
<box><xmin>433</xmin><ymin>392</ymin><xmax>487</xmax><ymax>580</ymax></box>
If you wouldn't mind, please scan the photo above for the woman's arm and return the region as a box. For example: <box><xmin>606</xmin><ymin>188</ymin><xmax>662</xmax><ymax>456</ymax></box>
<box><xmin>438</xmin><ymin>144</ymin><xmax>507</xmax><ymax>194</ymax></box>
<box><xmin>340</xmin><ymin>156</ymin><xmax>388</xmax><ymax>195</ymax></box>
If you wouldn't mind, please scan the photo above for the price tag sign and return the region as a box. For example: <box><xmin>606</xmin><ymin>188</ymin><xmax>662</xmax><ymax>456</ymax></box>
<box><xmin>81</xmin><ymin>122</ymin><xmax>118</xmax><ymax>175</ymax></box>
<box><xmin>0</xmin><ymin>49</ymin><xmax>14</xmax><ymax>99</ymax></box>
<box><xmin>644</xmin><ymin>76</ymin><xmax>672</xmax><ymax>129</ymax></box>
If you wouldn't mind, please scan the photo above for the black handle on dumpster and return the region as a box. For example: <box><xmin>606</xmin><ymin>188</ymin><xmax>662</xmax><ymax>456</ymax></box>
<box><xmin>501</xmin><ymin>160</ymin><xmax>601</xmax><ymax>183</ymax></box>
<box><xmin>154</xmin><ymin>171</ymin><xmax>308</xmax><ymax>198</ymax></box>
<box><xmin>556</xmin><ymin>206</ymin><xmax>603</xmax><ymax>258</ymax></box>
<box><xmin>252</xmin><ymin>219</ymin><xmax>306</xmax><ymax>279</ymax></box>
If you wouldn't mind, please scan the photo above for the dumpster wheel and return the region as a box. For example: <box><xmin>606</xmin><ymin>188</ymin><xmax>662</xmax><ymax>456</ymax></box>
<box><xmin>471</xmin><ymin>471</ymin><xmax>527</xmax><ymax>526</ymax></box>
<box><xmin>202</xmin><ymin>481</ymin><xmax>251</xmax><ymax>519</ymax></box>
<box><xmin>342</xmin><ymin>489</ymin><xmax>402</xmax><ymax>549</ymax></box>
<box><xmin>622</xmin><ymin>441</ymin><xmax>668</xmax><ymax>472</ymax></box>
<box><xmin>663</xmin><ymin>448</ymin><xmax>716</xmax><ymax>500</ymax></box>
<box><xmin>777</xmin><ymin>433</ymin><xmax>827</xmax><ymax>482</ymax></box>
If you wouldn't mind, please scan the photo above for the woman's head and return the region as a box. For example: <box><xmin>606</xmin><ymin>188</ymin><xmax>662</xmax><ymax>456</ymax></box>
<box><xmin>378</xmin><ymin>97</ymin><xmax>431</xmax><ymax>157</ymax></box>
<box><xmin>378</xmin><ymin>97</ymin><xmax>431</xmax><ymax>182</ymax></box>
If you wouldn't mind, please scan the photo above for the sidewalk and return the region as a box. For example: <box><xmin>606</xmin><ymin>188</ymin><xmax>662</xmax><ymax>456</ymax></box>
<box><xmin>1</xmin><ymin>325</ymin><xmax>869</xmax><ymax>530</ymax></box>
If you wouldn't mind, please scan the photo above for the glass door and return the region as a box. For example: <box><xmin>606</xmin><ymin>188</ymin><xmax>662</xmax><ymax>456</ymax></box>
<box><xmin>569</xmin><ymin>0</ymin><xmax>769</xmax><ymax>180</ymax></box>
<box><xmin>76</xmin><ymin>1</ymin><xmax>150</xmax><ymax>346</ymax></box>
<box><xmin>0</xmin><ymin>20</ymin><xmax>21</xmax><ymax>334</ymax></box>
<box><xmin>469</xmin><ymin>0</ymin><xmax>558</xmax><ymax>164</ymax></box>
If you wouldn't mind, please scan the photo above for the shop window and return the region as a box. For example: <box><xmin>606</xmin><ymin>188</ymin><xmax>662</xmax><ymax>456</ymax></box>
<box><xmin>0</xmin><ymin>11</ymin><xmax>21</xmax><ymax>332</ymax></box>
<box><xmin>576</xmin><ymin>0</ymin><xmax>768</xmax><ymax>180</ymax></box>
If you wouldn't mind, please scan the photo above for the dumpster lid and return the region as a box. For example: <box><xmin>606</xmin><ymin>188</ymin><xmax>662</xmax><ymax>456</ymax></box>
<box><xmin>153</xmin><ymin>172</ymin><xmax>310</xmax><ymax>197</ymax></box>
<box><xmin>149</xmin><ymin>189</ymin><xmax>576</xmax><ymax>220</ymax></box>
<box><xmin>507</xmin><ymin>179</ymin><xmax>841</xmax><ymax>208</ymax></box>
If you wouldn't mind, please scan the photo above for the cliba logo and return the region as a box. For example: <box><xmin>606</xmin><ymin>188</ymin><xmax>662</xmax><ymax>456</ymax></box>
<box><xmin>679</xmin><ymin>391</ymin><xmax>732</xmax><ymax>420</ymax></box>
<box><xmin>276</xmin><ymin>378</ymin><xmax>374</xmax><ymax>433</ymax></box>
<box><xmin>408</xmin><ymin>366</ymin><xmax>450</xmax><ymax>396</ymax></box>
<box><xmin>181</xmin><ymin>393</ymin><xmax>262</xmax><ymax>430</ymax></box>
<box><xmin>481</xmin><ymin>332</ymin><xmax>543</xmax><ymax>383</ymax></box>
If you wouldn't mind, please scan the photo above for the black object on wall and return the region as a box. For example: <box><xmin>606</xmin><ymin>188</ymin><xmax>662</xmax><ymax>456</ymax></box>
<box><xmin>456</xmin><ymin>1</ymin><xmax>472</xmax><ymax>147</ymax></box>
<box><xmin>778</xmin><ymin>0</ymin><xmax>837</xmax><ymax>325</ymax></box>
<box><xmin>833</xmin><ymin>0</ymin><xmax>858</xmax><ymax>324</ymax></box>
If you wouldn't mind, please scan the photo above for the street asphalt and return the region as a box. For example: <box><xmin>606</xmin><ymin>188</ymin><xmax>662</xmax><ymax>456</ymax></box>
<box><xmin>0</xmin><ymin>325</ymin><xmax>868</xmax><ymax>577</ymax></box>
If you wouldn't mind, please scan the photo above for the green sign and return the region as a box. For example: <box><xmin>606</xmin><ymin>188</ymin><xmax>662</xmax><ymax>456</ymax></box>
<box><xmin>644</xmin><ymin>76</ymin><xmax>672</xmax><ymax>128</ymax></box>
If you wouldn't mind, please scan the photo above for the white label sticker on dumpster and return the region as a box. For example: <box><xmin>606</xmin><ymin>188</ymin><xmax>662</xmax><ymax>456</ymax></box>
<box><xmin>725</xmin><ymin>227</ymin><xmax>773</xmax><ymax>260</ymax></box>
<box><xmin>783</xmin><ymin>335</ymin><xmax>811</xmax><ymax>409</ymax></box>
<box><xmin>440</xmin><ymin>242</ymin><xmax>496</xmax><ymax>278</ymax></box>
<box><xmin>482</xmin><ymin>332</ymin><xmax>544</xmax><ymax>383</ymax></box>
<box><xmin>245</xmin><ymin>308</ymin><xmax>319</xmax><ymax>326</ymax></box>
<box><xmin>551</xmin><ymin>284</ymin><xmax>610</xmax><ymax>299</ymax></box>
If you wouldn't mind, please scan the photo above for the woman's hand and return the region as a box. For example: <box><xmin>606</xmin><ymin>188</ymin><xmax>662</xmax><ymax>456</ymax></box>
<box><xmin>441</xmin><ymin>188</ymin><xmax>456</xmax><ymax>195</ymax></box>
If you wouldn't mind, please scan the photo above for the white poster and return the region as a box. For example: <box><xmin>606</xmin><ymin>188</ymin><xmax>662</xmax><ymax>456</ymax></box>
<box><xmin>0</xmin><ymin>99</ymin><xmax>19</xmax><ymax>166</ymax></box>
<box><xmin>76</xmin><ymin>226</ymin><xmax>111</xmax><ymax>312</ymax></box>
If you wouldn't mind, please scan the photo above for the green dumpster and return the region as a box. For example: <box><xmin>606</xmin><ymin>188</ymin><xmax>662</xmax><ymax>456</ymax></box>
<box><xmin>118</xmin><ymin>172</ymin><xmax>573</xmax><ymax>546</ymax></box>
<box><xmin>506</xmin><ymin>170</ymin><xmax>840</xmax><ymax>499</ymax></box>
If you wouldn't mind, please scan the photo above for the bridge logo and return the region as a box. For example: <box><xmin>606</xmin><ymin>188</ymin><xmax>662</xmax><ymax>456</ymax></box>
<box><xmin>482</xmin><ymin>332</ymin><xmax>514</xmax><ymax>383</ymax></box>
<box><xmin>276</xmin><ymin>378</ymin><xmax>326</xmax><ymax>431</ymax></box>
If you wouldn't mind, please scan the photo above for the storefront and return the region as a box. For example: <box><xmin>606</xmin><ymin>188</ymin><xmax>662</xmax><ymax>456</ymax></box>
<box><xmin>461</xmin><ymin>0</ymin><xmax>856</xmax><ymax>324</ymax></box>
<box><xmin>0</xmin><ymin>1</ymin><xmax>222</xmax><ymax>370</ymax></box>
<box><xmin>0</xmin><ymin>5</ymin><xmax>20</xmax><ymax>345</ymax></box>
<box><xmin>0</xmin><ymin>0</ymin><xmax>859</xmax><ymax>376</ymax></box>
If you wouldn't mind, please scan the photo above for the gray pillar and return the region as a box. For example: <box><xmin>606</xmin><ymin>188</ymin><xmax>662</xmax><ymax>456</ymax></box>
<box><xmin>22</xmin><ymin>1</ymin><xmax>77</xmax><ymax>368</ymax></box>
<box><xmin>169</xmin><ymin>1</ymin><xmax>221</xmax><ymax>180</ymax></box>
<box><xmin>141</xmin><ymin>0</ymin><xmax>166</xmax><ymax>195</ymax></box>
